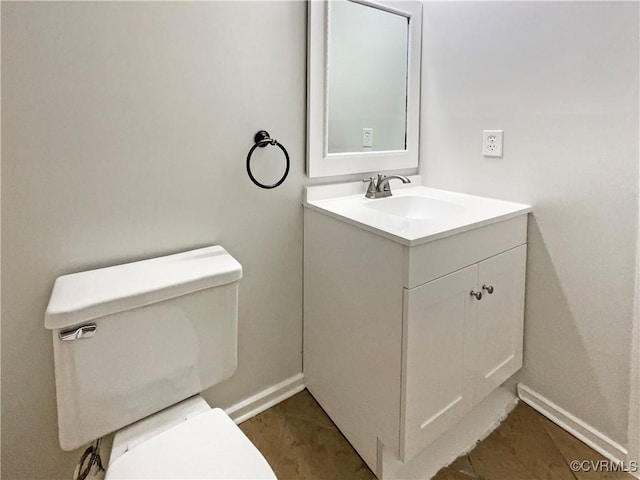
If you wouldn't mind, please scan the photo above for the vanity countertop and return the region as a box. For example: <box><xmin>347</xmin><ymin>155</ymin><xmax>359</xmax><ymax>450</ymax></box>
<box><xmin>303</xmin><ymin>177</ymin><xmax>532</xmax><ymax>247</ymax></box>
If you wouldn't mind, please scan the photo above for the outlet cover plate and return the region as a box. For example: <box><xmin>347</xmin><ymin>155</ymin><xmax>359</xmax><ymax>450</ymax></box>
<box><xmin>362</xmin><ymin>128</ymin><xmax>373</xmax><ymax>148</ymax></box>
<box><xmin>483</xmin><ymin>130</ymin><xmax>503</xmax><ymax>157</ymax></box>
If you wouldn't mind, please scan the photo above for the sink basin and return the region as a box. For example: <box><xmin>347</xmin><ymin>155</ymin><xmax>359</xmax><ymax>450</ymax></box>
<box><xmin>303</xmin><ymin>180</ymin><xmax>532</xmax><ymax>246</ymax></box>
<box><xmin>364</xmin><ymin>196</ymin><xmax>465</xmax><ymax>220</ymax></box>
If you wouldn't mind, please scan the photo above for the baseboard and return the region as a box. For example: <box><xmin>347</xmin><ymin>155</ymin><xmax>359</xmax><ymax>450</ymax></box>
<box><xmin>517</xmin><ymin>383</ymin><xmax>628</xmax><ymax>464</ymax></box>
<box><xmin>225</xmin><ymin>373</ymin><xmax>305</xmax><ymax>424</ymax></box>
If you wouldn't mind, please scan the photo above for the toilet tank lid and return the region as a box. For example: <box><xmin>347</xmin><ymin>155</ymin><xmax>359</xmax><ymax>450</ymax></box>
<box><xmin>44</xmin><ymin>246</ymin><xmax>242</xmax><ymax>330</ymax></box>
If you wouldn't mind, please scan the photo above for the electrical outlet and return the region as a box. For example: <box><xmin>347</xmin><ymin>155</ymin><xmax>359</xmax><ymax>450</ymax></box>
<box><xmin>362</xmin><ymin>128</ymin><xmax>373</xmax><ymax>148</ymax></box>
<box><xmin>482</xmin><ymin>130</ymin><xmax>503</xmax><ymax>157</ymax></box>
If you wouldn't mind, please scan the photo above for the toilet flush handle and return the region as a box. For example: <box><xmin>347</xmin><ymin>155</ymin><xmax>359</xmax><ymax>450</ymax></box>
<box><xmin>59</xmin><ymin>324</ymin><xmax>97</xmax><ymax>341</ymax></box>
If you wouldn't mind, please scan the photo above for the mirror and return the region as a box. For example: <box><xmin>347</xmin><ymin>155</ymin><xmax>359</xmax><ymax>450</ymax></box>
<box><xmin>327</xmin><ymin>1</ymin><xmax>408</xmax><ymax>154</ymax></box>
<box><xmin>307</xmin><ymin>0</ymin><xmax>422</xmax><ymax>178</ymax></box>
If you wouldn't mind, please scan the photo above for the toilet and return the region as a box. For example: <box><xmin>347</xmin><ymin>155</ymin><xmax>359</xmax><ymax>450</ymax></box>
<box><xmin>44</xmin><ymin>246</ymin><xmax>277</xmax><ymax>479</ymax></box>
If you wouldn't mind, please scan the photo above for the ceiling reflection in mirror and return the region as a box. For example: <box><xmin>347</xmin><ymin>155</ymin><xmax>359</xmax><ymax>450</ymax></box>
<box><xmin>327</xmin><ymin>1</ymin><xmax>409</xmax><ymax>154</ymax></box>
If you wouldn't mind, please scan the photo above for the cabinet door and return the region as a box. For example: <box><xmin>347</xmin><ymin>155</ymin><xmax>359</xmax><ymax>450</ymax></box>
<box><xmin>473</xmin><ymin>245</ymin><xmax>527</xmax><ymax>402</ymax></box>
<box><xmin>401</xmin><ymin>265</ymin><xmax>477</xmax><ymax>461</ymax></box>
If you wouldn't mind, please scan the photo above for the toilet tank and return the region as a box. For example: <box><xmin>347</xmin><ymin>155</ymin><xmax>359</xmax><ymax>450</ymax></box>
<box><xmin>44</xmin><ymin>246</ymin><xmax>242</xmax><ymax>451</ymax></box>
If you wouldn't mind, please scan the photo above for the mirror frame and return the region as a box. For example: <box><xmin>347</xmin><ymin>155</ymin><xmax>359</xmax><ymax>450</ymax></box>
<box><xmin>307</xmin><ymin>0</ymin><xmax>422</xmax><ymax>178</ymax></box>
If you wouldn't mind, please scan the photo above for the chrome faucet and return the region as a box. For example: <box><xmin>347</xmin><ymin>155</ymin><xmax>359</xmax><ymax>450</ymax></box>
<box><xmin>362</xmin><ymin>174</ymin><xmax>411</xmax><ymax>199</ymax></box>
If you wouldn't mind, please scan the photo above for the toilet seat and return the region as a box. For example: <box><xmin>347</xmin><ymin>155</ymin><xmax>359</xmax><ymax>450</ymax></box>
<box><xmin>105</xmin><ymin>408</ymin><xmax>276</xmax><ymax>479</ymax></box>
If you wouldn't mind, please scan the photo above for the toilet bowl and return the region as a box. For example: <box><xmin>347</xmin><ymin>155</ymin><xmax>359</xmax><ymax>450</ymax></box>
<box><xmin>105</xmin><ymin>396</ymin><xmax>275</xmax><ymax>479</ymax></box>
<box><xmin>44</xmin><ymin>246</ymin><xmax>276</xmax><ymax>479</ymax></box>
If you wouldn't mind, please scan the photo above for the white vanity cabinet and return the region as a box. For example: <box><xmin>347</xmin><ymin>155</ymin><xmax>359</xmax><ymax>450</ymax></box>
<box><xmin>303</xmin><ymin>195</ymin><xmax>529</xmax><ymax>477</ymax></box>
<box><xmin>402</xmin><ymin>244</ymin><xmax>526</xmax><ymax>460</ymax></box>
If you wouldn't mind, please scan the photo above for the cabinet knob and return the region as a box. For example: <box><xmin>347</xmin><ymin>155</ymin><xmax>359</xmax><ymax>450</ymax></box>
<box><xmin>470</xmin><ymin>290</ymin><xmax>483</xmax><ymax>300</ymax></box>
<box><xmin>482</xmin><ymin>284</ymin><xmax>494</xmax><ymax>294</ymax></box>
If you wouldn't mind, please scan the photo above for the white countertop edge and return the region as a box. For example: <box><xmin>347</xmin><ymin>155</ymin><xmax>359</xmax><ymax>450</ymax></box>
<box><xmin>303</xmin><ymin>202</ymin><xmax>531</xmax><ymax>247</ymax></box>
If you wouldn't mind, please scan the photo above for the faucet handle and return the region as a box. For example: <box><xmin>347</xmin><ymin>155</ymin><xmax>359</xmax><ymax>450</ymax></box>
<box><xmin>362</xmin><ymin>177</ymin><xmax>377</xmax><ymax>198</ymax></box>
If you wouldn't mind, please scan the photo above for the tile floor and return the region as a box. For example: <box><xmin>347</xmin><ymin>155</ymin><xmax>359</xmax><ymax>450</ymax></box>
<box><xmin>240</xmin><ymin>389</ymin><xmax>635</xmax><ymax>480</ymax></box>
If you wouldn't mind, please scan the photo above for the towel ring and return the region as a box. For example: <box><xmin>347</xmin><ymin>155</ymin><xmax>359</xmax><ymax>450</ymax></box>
<box><xmin>246</xmin><ymin>130</ymin><xmax>290</xmax><ymax>189</ymax></box>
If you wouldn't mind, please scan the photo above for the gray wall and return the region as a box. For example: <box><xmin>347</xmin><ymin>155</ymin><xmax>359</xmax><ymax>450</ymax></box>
<box><xmin>1</xmin><ymin>2</ymin><xmax>306</xmax><ymax>478</ymax></box>
<box><xmin>421</xmin><ymin>1</ymin><xmax>639</xmax><ymax>448</ymax></box>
